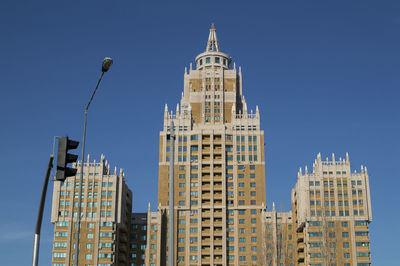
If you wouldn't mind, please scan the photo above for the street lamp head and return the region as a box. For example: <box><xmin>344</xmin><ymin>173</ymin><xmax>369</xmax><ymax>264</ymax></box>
<box><xmin>102</xmin><ymin>57</ymin><xmax>113</xmax><ymax>72</ymax></box>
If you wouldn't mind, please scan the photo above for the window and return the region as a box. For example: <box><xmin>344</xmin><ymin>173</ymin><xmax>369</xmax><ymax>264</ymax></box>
<box><xmin>86</xmin><ymin>254</ymin><xmax>92</xmax><ymax>260</ymax></box>
<box><xmin>343</xmin><ymin>242</ymin><xmax>349</xmax><ymax>248</ymax></box>
<box><xmin>309</xmin><ymin>232</ymin><xmax>323</xmax><ymax>237</ymax></box>
<box><xmin>87</xmin><ymin>233</ymin><xmax>94</xmax><ymax>239</ymax></box>
<box><xmin>344</xmin><ymin>253</ymin><xmax>350</xmax><ymax>258</ymax></box>
<box><xmin>98</xmin><ymin>242</ymin><xmax>112</xmax><ymax>248</ymax></box>
<box><xmin>54</xmin><ymin>242</ymin><xmax>68</xmax><ymax>248</ymax></box>
<box><xmin>356</xmin><ymin>242</ymin><xmax>370</xmax><ymax>247</ymax></box>
<box><xmin>355</xmin><ymin>220</ymin><xmax>367</xmax><ymax>226</ymax></box>
<box><xmin>309</xmin><ymin>221</ymin><xmax>321</xmax><ymax>226</ymax></box>
<box><xmin>53</xmin><ymin>253</ymin><xmax>67</xmax><ymax>258</ymax></box>
<box><xmin>205</xmin><ymin>57</ymin><xmax>210</xmax><ymax>63</ymax></box>
<box><xmin>56</xmin><ymin>221</ymin><xmax>69</xmax><ymax>227</ymax></box>
<box><xmin>342</xmin><ymin>232</ymin><xmax>349</xmax><ymax>238</ymax></box>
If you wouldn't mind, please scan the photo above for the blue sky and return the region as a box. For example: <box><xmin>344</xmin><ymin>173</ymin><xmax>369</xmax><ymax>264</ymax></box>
<box><xmin>1</xmin><ymin>0</ymin><xmax>399</xmax><ymax>265</ymax></box>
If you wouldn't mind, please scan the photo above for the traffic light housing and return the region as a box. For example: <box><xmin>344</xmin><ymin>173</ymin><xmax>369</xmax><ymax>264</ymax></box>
<box><xmin>56</xmin><ymin>137</ymin><xmax>79</xmax><ymax>182</ymax></box>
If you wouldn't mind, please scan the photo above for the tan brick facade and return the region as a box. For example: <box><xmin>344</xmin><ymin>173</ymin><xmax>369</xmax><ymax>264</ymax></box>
<box><xmin>50</xmin><ymin>155</ymin><xmax>132</xmax><ymax>266</ymax></box>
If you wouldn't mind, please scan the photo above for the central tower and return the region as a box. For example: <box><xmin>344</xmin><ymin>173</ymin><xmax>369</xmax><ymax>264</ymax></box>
<box><xmin>156</xmin><ymin>23</ymin><xmax>267</xmax><ymax>266</ymax></box>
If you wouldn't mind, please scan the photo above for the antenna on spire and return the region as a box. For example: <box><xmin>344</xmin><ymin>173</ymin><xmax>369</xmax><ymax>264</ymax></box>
<box><xmin>206</xmin><ymin>22</ymin><xmax>220</xmax><ymax>52</ymax></box>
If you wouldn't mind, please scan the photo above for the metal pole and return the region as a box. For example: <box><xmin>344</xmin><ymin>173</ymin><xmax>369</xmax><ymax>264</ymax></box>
<box><xmin>32</xmin><ymin>155</ymin><xmax>54</xmax><ymax>266</ymax></box>
<box><xmin>168</xmin><ymin>120</ymin><xmax>175</xmax><ymax>266</ymax></box>
<box><xmin>74</xmin><ymin>71</ymin><xmax>105</xmax><ymax>266</ymax></box>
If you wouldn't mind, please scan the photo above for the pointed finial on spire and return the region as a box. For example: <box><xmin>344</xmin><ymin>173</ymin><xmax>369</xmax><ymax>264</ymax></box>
<box><xmin>332</xmin><ymin>153</ymin><xmax>335</xmax><ymax>162</ymax></box>
<box><xmin>272</xmin><ymin>202</ymin><xmax>275</xmax><ymax>211</ymax></box>
<box><xmin>206</xmin><ymin>22</ymin><xmax>220</xmax><ymax>52</ymax></box>
<box><xmin>305</xmin><ymin>165</ymin><xmax>308</xmax><ymax>174</ymax></box>
<box><xmin>346</xmin><ymin>152</ymin><xmax>349</xmax><ymax>162</ymax></box>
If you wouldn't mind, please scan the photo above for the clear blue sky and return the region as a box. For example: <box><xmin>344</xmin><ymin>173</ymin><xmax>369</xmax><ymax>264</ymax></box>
<box><xmin>1</xmin><ymin>0</ymin><xmax>399</xmax><ymax>265</ymax></box>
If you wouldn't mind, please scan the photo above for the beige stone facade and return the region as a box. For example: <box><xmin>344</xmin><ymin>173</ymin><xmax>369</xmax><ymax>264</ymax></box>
<box><xmin>291</xmin><ymin>153</ymin><xmax>372</xmax><ymax>266</ymax></box>
<box><xmin>50</xmin><ymin>155</ymin><xmax>132</xmax><ymax>266</ymax></box>
<box><xmin>149</xmin><ymin>23</ymin><xmax>267</xmax><ymax>266</ymax></box>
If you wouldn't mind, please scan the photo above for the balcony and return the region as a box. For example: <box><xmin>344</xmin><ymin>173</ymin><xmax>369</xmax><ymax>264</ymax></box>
<box><xmin>201</xmin><ymin>245</ymin><xmax>211</xmax><ymax>253</ymax></box>
<box><xmin>202</xmin><ymin>227</ymin><xmax>211</xmax><ymax>235</ymax></box>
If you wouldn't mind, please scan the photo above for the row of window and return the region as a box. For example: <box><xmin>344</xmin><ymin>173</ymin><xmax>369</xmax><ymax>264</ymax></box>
<box><xmin>59</xmin><ymin>191</ymin><xmax>112</xmax><ymax>197</ymax></box>
<box><xmin>178</xmin><ymin>135</ymin><xmax>258</xmax><ymax>142</ymax></box>
<box><xmin>322</xmin><ymin>171</ymin><xmax>347</xmax><ymax>175</ymax></box>
<box><xmin>199</xmin><ymin>57</ymin><xmax>227</xmax><ymax>66</ymax></box>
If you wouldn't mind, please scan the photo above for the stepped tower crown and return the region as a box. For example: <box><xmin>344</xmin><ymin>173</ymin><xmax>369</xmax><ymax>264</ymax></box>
<box><xmin>195</xmin><ymin>23</ymin><xmax>231</xmax><ymax>70</ymax></box>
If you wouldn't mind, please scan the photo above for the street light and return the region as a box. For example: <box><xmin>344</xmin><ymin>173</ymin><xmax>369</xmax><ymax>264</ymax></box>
<box><xmin>74</xmin><ymin>57</ymin><xmax>113</xmax><ymax>266</ymax></box>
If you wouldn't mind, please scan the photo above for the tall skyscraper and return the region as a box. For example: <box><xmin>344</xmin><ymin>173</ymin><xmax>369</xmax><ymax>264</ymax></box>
<box><xmin>50</xmin><ymin>155</ymin><xmax>132</xmax><ymax>266</ymax></box>
<box><xmin>153</xmin><ymin>23</ymin><xmax>267</xmax><ymax>265</ymax></box>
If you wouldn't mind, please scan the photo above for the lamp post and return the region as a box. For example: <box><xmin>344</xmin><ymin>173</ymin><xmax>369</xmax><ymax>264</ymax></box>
<box><xmin>74</xmin><ymin>57</ymin><xmax>113</xmax><ymax>266</ymax></box>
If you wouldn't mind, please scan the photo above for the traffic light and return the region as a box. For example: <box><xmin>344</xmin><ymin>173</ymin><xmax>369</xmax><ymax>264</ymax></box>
<box><xmin>56</xmin><ymin>137</ymin><xmax>79</xmax><ymax>182</ymax></box>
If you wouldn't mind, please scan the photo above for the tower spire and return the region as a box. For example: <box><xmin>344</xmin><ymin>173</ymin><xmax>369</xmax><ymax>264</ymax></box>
<box><xmin>206</xmin><ymin>22</ymin><xmax>220</xmax><ymax>52</ymax></box>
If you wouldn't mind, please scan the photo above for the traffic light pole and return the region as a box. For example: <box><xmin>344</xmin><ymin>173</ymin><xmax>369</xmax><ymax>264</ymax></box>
<box><xmin>74</xmin><ymin>71</ymin><xmax>105</xmax><ymax>266</ymax></box>
<box><xmin>32</xmin><ymin>155</ymin><xmax>54</xmax><ymax>266</ymax></box>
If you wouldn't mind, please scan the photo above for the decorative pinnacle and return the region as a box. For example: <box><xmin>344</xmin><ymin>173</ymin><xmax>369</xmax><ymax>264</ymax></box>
<box><xmin>206</xmin><ymin>22</ymin><xmax>220</xmax><ymax>52</ymax></box>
